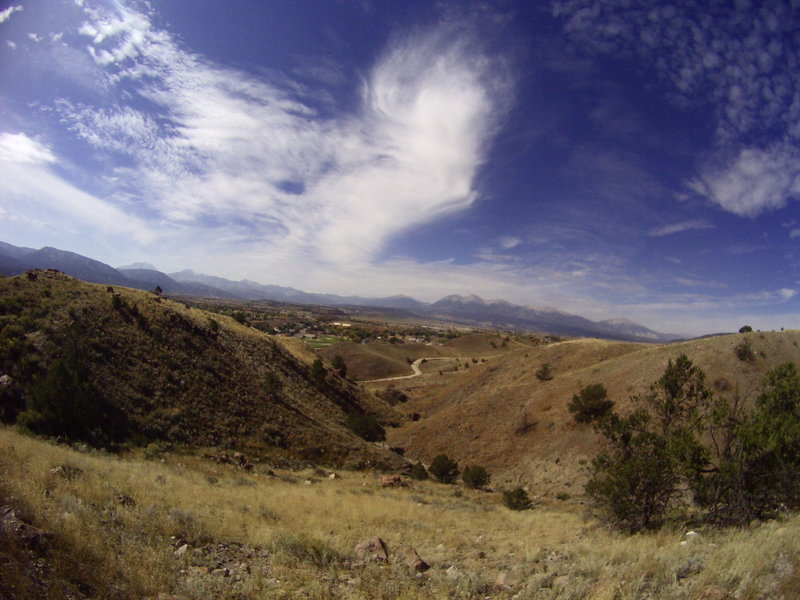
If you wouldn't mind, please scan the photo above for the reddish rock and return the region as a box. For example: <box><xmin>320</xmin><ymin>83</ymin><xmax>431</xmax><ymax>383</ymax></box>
<box><xmin>0</xmin><ymin>506</ymin><xmax>54</xmax><ymax>549</ymax></box>
<box><xmin>403</xmin><ymin>547</ymin><xmax>430</xmax><ymax>572</ymax></box>
<box><xmin>380</xmin><ymin>474</ymin><xmax>410</xmax><ymax>487</ymax></box>
<box><xmin>354</xmin><ymin>537</ymin><xmax>389</xmax><ymax>563</ymax></box>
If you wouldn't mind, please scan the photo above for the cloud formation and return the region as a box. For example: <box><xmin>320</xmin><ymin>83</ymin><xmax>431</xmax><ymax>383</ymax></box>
<box><xmin>53</xmin><ymin>2</ymin><xmax>511</xmax><ymax>268</ymax></box>
<box><xmin>553</xmin><ymin>0</ymin><xmax>800</xmax><ymax>218</ymax></box>
<box><xmin>0</xmin><ymin>5</ymin><xmax>22</xmax><ymax>24</ymax></box>
<box><xmin>648</xmin><ymin>220</ymin><xmax>713</xmax><ymax>237</ymax></box>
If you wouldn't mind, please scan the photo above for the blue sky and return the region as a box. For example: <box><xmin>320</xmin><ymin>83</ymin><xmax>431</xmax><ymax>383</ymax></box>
<box><xmin>0</xmin><ymin>0</ymin><xmax>798</xmax><ymax>335</ymax></box>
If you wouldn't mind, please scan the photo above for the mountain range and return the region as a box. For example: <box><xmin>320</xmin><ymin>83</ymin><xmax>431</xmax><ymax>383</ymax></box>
<box><xmin>0</xmin><ymin>241</ymin><xmax>678</xmax><ymax>342</ymax></box>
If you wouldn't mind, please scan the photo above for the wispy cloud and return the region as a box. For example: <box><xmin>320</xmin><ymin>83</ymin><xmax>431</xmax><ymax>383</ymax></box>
<box><xmin>498</xmin><ymin>236</ymin><xmax>521</xmax><ymax>249</ymax></box>
<box><xmin>648</xmin><ymin>220</ymin><xmax>713</xmax><ymax>237</ymax></box>
<box><xmin>689</xmin><ymin>145</ymin><xmax>800</xmax><ymax>217</ymax></box>
<box><xmin>0</xmin><ymin>132</ymin><xmax>155</xmax><ymax>250</ymax></box>
<box><xmin>553</xmin><ymin>0</ymin><xmax>800</xmax><ymax>218</ymax></box>
<box><xmin>0</xmin><ymin>5</ymin><xmax>22</xmax><ymax>24</ymax></box>
<box><xmin>52</xmin><ymin>2</ymin><xmax>512</xmax><ymax>268</ymax></box>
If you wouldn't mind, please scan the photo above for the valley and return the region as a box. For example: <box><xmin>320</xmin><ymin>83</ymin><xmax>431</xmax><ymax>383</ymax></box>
<box><xmin>1</xmin><ymin>270</ymin><xmax>799</xmax><ymax>599</ymax></box>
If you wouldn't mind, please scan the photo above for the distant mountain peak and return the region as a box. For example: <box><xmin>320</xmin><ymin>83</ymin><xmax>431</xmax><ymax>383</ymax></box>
<box><xmin>118</xmin><ymin>262</ymin><xmax>158</xmax><ymax>270</ymax></box>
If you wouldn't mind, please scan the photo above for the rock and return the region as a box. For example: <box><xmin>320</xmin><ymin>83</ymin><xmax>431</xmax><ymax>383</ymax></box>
<box><xmin>0</xmin><ymin>374</ymin><xmax>12</xmax><ymax>389</ymax></box>
<box><xmin>699</xmin><ymin>586</ymin><xmax>730</xmax><ymax>600</ymax></box>
<box><xmin>354</xmin><ymin>537</ymin><xmax>388</xmax><ymax>563</ymax></box>
<box><xmin>328</xmin><ymin>473</ymin><xmax>340</xmax><ymax>480</ymax></box>
<box><xmin>304</xmin><ymin>479</ymin><xmax>313</xmax><ymax>486</ymax></box>
<box><xmin>116</xmin><ymin>493</ymin><xmax>136</xmax><ymax>507</ymax></box>
<box><xmin>175</xmin><ymin>543</ymin><xmax>189</xmax><ymax>558</ymax></box>
<box><xmin>495</xmin><ymin>572</ymin><xmax>509</xmax><ymax>588</ymax></box>
<box><xmin>445</xmin><ymin>565</ymin><xmax>463</xmax><ymax>580</ymax></box>
<box><xmin>676</xmin><ymin>557</ymin><xmax>704</xmax><ymax>580</ymax></box>
<box><xmin>0</xmin><ymin>506</ymin><xmax>54</xmax><ymax>549</ymax></box>
<box><xmin>49</xmin><ymin>464</ymin><xmax>83</xmax><ymax>480</ymax></box>
<box><xmin>380</xmin><ymin>474</ymin><xmax>411</xmax><ymax>487</ymax></box>
<box><xmin>680</xmin><ymin>530</ymin><xmax>701</xmax><ymax>546</ymax></box>
<box><xmin>403</xmin><ymin>547</ymin><xmax>430</xmax><ymax>572</ymax></box>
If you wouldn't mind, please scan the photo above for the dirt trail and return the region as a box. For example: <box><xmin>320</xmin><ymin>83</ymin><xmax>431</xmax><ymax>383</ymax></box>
<box><xmin>362</xmin><ymin>357</ymin><xmax>451</xmax><ymax>382</ymax></box>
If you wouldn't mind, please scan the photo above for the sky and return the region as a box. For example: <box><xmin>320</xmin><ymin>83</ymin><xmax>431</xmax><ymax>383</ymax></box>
<box><xmin>0</xmin><ymin>0</ymin><xmax>798</xmax><ymax>336</ymax></box>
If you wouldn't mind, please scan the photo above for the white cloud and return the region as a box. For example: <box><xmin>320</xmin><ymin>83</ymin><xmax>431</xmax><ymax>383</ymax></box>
<box><xmin>57</xmin><ymin>3</ymin><xmax>511</xmax><ymax>267</ymax></box>
<box><xmin>0</xmin><ymin>132</ymin><xmax>56</xmax><ymax>164</ymax></box>
<box><xmin>0</xmin><ymin>134</ymin><xmax>155</xmax><ymax>248</ymax></box>
<box><xmin>690</xmin><ymin>145</ymin><xmax>800</xmax><ymax>217</ymax></box>
<box><xmin>790</xmin><ymin>229</ymin><xmax>800</xmax><ymax>239</ymax></box>
<box><xmin>648</xmin><ymin>220</ymin><xmax>713</xmax><ymax>237</ymax></box>
<box><xmin>553</xmin><ymin>0</ymin><xmax>800</xmax><ymax>220</ymax></box>
<box><xmin>0</xmin><ymin>5</ymin><xmax>22</xmax><ymax>24</ymax></box>
<box><xmin>499</xmin><ymin>236</ymin><xmax>521</xmax><ymax>249</ymax></box>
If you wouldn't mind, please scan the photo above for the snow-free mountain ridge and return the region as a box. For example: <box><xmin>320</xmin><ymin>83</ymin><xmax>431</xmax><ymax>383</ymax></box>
<box><xmin>0</xmin><ymin>241</ymin><xmax>677</xmax><ymax>342</ymax></box>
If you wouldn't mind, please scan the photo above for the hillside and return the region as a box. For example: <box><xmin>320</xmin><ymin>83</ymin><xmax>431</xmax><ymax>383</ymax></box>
<box><xmin>3</xmin><ymin>425</ymin><xmax>799</xmax><ymax>600</ymax></box>
<box><xmin>387</xmin><ymin>331</ymin><xmax>800</xmax><ymax>496</ymax></box>
<box><xmin>0</xmin><ymin>270</ymin><xmax>404</xmax><ymax>468</ymax></box>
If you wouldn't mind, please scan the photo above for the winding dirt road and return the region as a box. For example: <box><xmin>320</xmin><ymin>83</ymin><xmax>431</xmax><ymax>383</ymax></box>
<box><xmin>362</xmin><ymin>357</ymin><xmax>452</xmax><ymax>383</ymax></box>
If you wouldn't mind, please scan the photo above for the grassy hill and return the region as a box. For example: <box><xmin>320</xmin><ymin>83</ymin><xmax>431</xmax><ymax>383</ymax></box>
<box><xmin>321</xmin><ymin>333</ymin><xmax>535</xmax><ymax>381</ymax></box>
<box><xmin>0</xmin><ymin>270</ymin><xmax>404</xmax><ymax>468</ymax></box>
<box><xmin>387</xmin><ymin>332</ymin><xmax>800</xmax><ymax>496</ymax></box>
<box><xmin>2</xmin><ymin>425</ymin><xmax>799</xmax><ymax>599</ymax></box>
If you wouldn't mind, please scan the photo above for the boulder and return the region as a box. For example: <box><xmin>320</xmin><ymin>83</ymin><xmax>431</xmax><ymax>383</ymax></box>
<box><xmin>380</xmin><ymin>474</ymin><xmax>410</xmax><ymax>487</ymax></box>
<box><xmin>49</xmin><ymin>464</ymin><xmax>83</xmax><ymax>480</ymax></box>
<box><xmin>0</xmin><ymin>506</ymin><xmax>54</xmax><ymax>549</ymax></box>
<box><xmin>354</xmin><ymin>537</ymin><xmax>388</xmax><ymax>563</ymax></box>
<box><xmin>403</xmin><ymin>547</ymin><xmax>429</xmax><ymax>572</ymax></box>
<box><xmin>699</xmin><ymin>586</ymin><xmax>730</xmax><ymax>600</ymax></box>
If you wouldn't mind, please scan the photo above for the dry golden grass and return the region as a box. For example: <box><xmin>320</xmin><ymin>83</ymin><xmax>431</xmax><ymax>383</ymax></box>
<box><xmin>388</xmin><ymin>331</ymin><xmax>800</xmax><ymax>494</ymax></box>
<box><xmin>2</xmin><ymin>426</ymin><xmax>799</xmax><ymax>599</ymax></box>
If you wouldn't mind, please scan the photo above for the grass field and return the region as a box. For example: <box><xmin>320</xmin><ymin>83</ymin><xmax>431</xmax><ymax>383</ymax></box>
<box><xmin>2</xmin><ymin>426</ymin><xmax>799</xmax><ymax>599</ymax></box>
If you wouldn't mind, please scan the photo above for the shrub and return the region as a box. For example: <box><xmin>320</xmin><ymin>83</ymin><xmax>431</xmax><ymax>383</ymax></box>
<box><xmin>586</xmin><ymin>412</ymin><xmax>679</xmax><ymax>532</ymax></box>
<box><xmin>734</xmin><ymin>338</ymin><xmax>755</xmax><ymax>362</ymax></box>
<box><xmin>586</xmin><ymin>355</ymin><xmax>713</xmax><ymax>532</ymax></box>
<box><xmin>310</xmin><ymin>358</ymin><xmax>326</xmax><ymax>386</ymax></box>
<box><xmin>409</xmin><ymin>461</ymin><xmax>429</xmax><ymax>480</ymax></box>
<box><xmin>738</xmin><ymin>325</ymin><xmax>753</xmax><ymax>333</ymax></box>
<box><xmin>695</xmin><ymin>363</ymin><xmax>800</xmax><ymax>525</ymax></box>
<box><xmin>378</xmin><ymin>388</ymin><xmax>408</xmax><ymax>405</ymax></box>
<box><xmin>345</xmin><ymin>413</ymin><xmax>385</xmax><ymax>442</ymax></box>
<box><xmin>568</xmin><ymin>383</ymin><xmax>614</xmax><ymax>423</ymax></box>
<box><xmin>462</xmin><ymin>465</ymin><xmax>490</xmax><ymax>489</ymax></box>
<box><xmin>535</xmin><ymin>363</ymin><xmax>553</xmax><ymax>381</ymax></box>
<box><xmin>502</xmin><ymin>487</ymin><xmax>533</xmax><ymax>510</ymax></box>
<box><xmin>18</xmin><ymin>340</ymin><xmax>129</xmax><ymax>448</ymax></box>
<box><xmin>429</xmin><ymin>454</ymin><xmax>459</xmax><ymax>483</ymax></box>
<box><xmin>331</xmin><ymin>355</ymin><xmax>347</xmax><ymax>378</ymax></box>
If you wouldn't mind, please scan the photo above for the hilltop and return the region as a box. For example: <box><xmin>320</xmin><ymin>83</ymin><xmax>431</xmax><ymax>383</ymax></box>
<box><xmin>0</xmin><ymin>270</ymin><xmax>404</xmax><ymax>468</ymax></box>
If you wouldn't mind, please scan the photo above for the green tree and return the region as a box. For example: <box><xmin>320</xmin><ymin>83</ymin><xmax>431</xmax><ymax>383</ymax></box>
<box><xmin>568</xmin><ymin>383</ymin><xmax>614</xmax><ymax>423</ymax></box>
<box><xmin>586</xmin><ymin>411</ymin><xmax>680</xmax><ymax>532</ymax></box>
<box><xmin>429</xmin><ymin>454</ymin><xmax>459</xmax><ymax>483</ymax></box>
<box><xmin>502</xmin><ymin>487</ymin><xmax>533</xmax><ymax>510</ymax></box>
<box><xmin>535</xmin><ymin>363</ymin><xmax>553</xmax><ymax>381</ymax></box>
<box><xmin>696</xmin><ymin>363</ymin><xmax>800</xmax><ymax>525</ymax></box>
<box><xmin>586</xmin><ymin>355</ymin><xmax>712</xmax><ymax>532</ymax></box>
<box><xmin>738</xmin><ymin>325</ymin><xmax>753</xmax><ymax>333</ymax></box>
<box><xmin>345</xmin><ymin>413</ymin><xmax>385</xmax><ymax>442</ymax></box>
<box><xmin>331</xmin><ymin>355</ymin><xmax>347</xmax><ymax>378</ymax></box>
<box><xmin>462</xmin><ymin>465</ymin><xmax>490</xmax><ymax>489</ymax></box>
<box><xmin>311</xmin><ymin>358</ymin><xmax>326</xmax><ymax>387</ymax></box>
<box><xmin>18</xmin><ymin>327</ymin><xmax>128</xmax><ymax>448</ymax></box>
<box><xmin>409</xmin><ymin>461</ymin><xmax>429</xmax><ymax>481</ymax></box>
